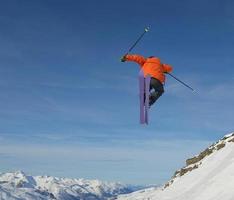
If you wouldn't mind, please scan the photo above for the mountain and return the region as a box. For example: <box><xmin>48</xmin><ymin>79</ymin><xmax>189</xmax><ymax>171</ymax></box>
<box><xmin>0</xmin><ymin>171</ymin><xmax>138</xmax><ymax>200</ymax></box>
<box><xmin>118</xmin><ymin>132</ymin><xmax>234</xmax><ymax>200</ymax></box>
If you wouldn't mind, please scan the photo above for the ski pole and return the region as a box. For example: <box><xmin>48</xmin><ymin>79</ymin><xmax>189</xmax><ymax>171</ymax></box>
<box><xmin>126</xmin><ymin>27</ymin><xmax>150</xmax><ymax>54</ymax></box>
<box><xmin>167</xmin><ymin>73</ymin><xmax>195</xmax><ymax>92</ymax></box>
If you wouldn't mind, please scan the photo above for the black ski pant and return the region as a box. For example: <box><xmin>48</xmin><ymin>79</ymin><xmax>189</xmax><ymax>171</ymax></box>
<box><xmin>149</xmin><ymin>77</ymin><xmax>164</xmax><ymax>106</ymax></box>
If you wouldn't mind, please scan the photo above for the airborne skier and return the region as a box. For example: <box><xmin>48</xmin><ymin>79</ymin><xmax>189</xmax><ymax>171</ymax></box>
<box><xmin>121</xmin><ymin>54</ymin><xmax>173</xmax><ymax>106</ymax></box>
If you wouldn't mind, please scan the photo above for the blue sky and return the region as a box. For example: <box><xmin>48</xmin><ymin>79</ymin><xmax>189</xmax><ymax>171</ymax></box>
<box><xmin>0</xmin><ymin>0</ymin><xmax>234</xmax><ymax>185</ymax></box>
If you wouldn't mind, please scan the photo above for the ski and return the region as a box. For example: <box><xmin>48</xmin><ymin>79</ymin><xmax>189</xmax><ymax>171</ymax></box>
<box><xmin>139</xmin><ymin>70</ymin><xmax>145</xmax><ymax>124</ymax></box>
<box><xmin>144</xmin><ymin>75</ymin><xmax>151</xmax><ymax>124</ymax></box>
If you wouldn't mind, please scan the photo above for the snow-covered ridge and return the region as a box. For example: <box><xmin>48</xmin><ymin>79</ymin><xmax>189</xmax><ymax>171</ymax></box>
<box><xmin>164</xmin><ymin>132</ymin><xmax>234</xmax><ymax>188</ymax></box>
<box><xmin>0</xmin><ymin>171</ymin><xmax>137</xmax><ymax>200</ymax></box>
<box><xmin>118</xmin><ymin>132</ymin><xmax>234</xmax><ymax>200</ymax></box>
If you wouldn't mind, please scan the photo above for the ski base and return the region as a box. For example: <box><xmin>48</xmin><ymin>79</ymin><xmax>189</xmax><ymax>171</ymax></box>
<box><xmin>138</xmin><ymin>70</ymin><xmax>151</xmax><ymax>125</ymax></box>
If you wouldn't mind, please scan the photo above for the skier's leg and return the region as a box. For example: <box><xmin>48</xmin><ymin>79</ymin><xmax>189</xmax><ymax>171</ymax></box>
<box><xmin>149</xmin><ymin>78</ymin><xmax>164</xmax><ymax>106</ymax></box>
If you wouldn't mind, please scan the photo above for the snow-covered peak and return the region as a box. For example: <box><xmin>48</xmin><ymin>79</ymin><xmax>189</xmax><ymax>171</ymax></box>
<box><xmin>0</xmin><ymin>170</ymin><xmax>36</xmax><ymax>188</ymax></box>
<box><xmin>118</xmin><ymin>132</ymin><xmax>234</xmax><ymax>200</ymax></box>
<box><xmin>224</xmin><ymin>132</ymin><xmax>234</xmax><ymax>138</ymax></box>
<box><xmin>0</xmin><ymin>171</ymin><xmax>136</xmax><ymax>200</ymax></box>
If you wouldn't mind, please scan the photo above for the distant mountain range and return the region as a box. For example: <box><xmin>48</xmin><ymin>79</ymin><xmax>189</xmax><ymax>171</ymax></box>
<box><xmin>0</xmin><ymin>171</ymin><xmax>143</xmax><ymax>200</ymax></box>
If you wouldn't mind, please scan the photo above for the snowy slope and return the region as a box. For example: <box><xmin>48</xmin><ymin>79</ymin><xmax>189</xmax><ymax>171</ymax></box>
<box><xmin>118</xmin><ymin>133</ymin><xmax>234</xmax><ymax>200</ymax></box>
<box><xmin>0</xmin><ymin>171</ymin><xmax>137</xmax><ymax>200</ymax></box>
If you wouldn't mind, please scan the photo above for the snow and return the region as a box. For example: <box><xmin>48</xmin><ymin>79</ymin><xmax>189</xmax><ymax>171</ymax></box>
<box><xmin>0</xmin><ymin>171</ymin><xmax>136</xmax><ymax>200</ymax></box>
<box><xmin>2</xmin><ymin>133</ymin><xmax>234</xmax><ymax>200</ymax></box>
<box><xmin>118</xmin><ymin>133</ymin><xmax>234</xmax><ymax>200</ymax></box>
<box><xmin>224</xmin><ymin>132</ymin><xmax>234</xmax><ymax>138</ymax></box>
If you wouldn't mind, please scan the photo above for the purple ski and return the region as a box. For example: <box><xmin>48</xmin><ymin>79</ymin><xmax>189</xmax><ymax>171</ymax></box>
<box><xmin>138</xmin><ymin>70</ymin><xmax>151</xmax><ymax>124</ymax></box>
<box><xmin>144</xmin><ymin>75</ymin><xmax>151</xmax><ymax>124</ymax></box>
<box><xmin>139</xmin><ymin>70</ymin><xmax>145</xmax><ymax>124</ymax></box>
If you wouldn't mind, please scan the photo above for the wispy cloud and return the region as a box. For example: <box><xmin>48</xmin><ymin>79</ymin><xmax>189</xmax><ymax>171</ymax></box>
<box><xmin>0</xmin><ymin>138</ymin><xmax>212</xmax><ymax>184</ymax></box>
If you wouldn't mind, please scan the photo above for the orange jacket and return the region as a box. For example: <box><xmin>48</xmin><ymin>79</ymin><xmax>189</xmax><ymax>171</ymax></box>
<box><xmin>125</xmin><ymin>54</ymin><xmax>173</xmax><ymax>84</ymax></box>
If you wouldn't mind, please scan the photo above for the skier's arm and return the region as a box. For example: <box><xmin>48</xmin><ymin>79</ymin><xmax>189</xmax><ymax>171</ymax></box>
<box><xmin>125</xmin><ymin>54</ymin><xmax>146</xmax><ymax>66</ymax></box>
<box><xmin>162</xmin><ymin>64</ymin><xmax>173</xmax><ymax>73</ymax></box>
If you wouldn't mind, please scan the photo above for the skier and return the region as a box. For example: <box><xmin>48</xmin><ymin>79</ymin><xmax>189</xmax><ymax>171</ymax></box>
<box><xmin>121</xmin><ymin>54</ymin><xmax>173</xmax><ymax>106</ymax></box>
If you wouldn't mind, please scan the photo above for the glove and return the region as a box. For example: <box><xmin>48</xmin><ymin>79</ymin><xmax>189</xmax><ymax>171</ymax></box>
<box><xmin>120</xmin><ymin>54</ymin><xmax>127</xmax><ymax>62</ymax></box>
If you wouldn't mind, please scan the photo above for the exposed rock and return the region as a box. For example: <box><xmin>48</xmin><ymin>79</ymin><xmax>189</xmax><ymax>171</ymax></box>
<box><xmin>216</xmin><ymin>143</ymin><xmax>225</xmax><ymax>150</ymax></box>
<box><xmin>228</xmin><ymin>138</ymin><xmax>234</xmax><ymax>143</ymax></box>
<box><xmin>186</xmin><ymin>157</ymin><xmax>200</xmax><ymax>166</ymax></box>
<box><xmin>186</xmin><ymin>148</ymin><xmax>213</xmax><ymax>166</ymax></box>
